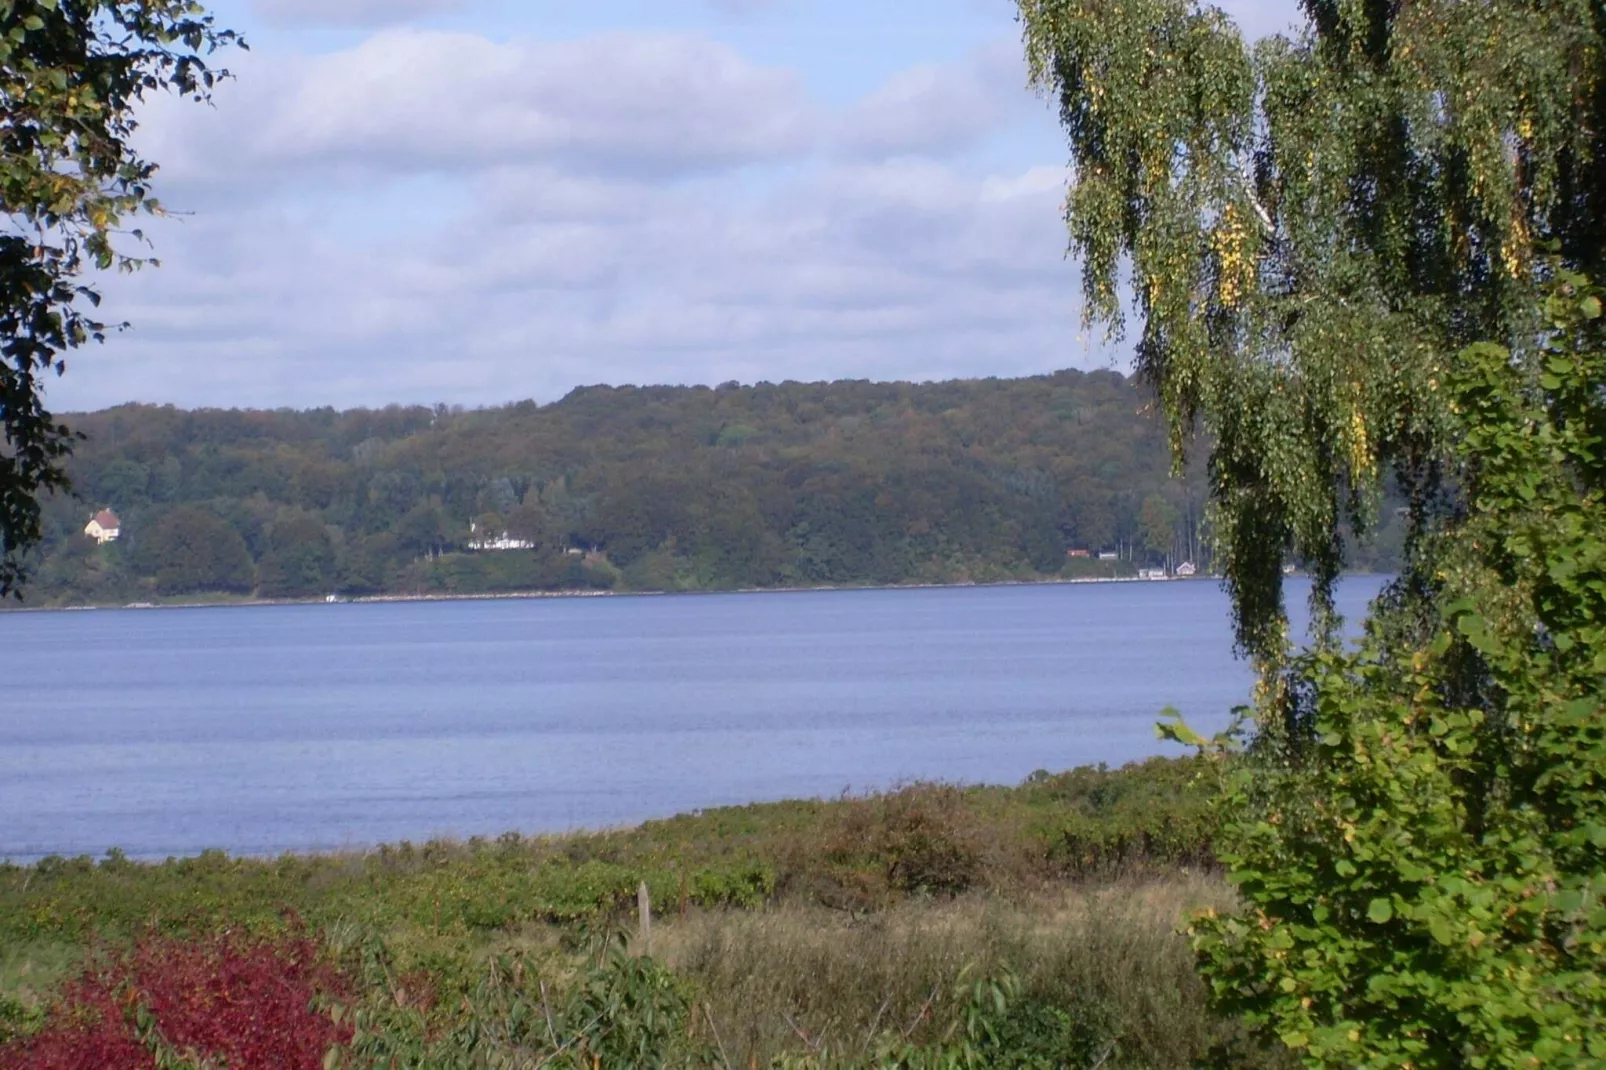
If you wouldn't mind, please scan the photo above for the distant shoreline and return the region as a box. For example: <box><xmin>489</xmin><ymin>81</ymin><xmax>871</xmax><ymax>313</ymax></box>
<box><xmin>1</xmin><ymin>571</ymin><xmax>1257</xmax><ymax>615</ymax></box>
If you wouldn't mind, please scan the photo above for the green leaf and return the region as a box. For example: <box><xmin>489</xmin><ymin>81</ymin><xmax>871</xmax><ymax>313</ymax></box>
<box><xmin>1429</xmin><ymin>917</ymin><xmax>1454</xmax><ymax>946</ymax></box>
<box><xmin>1367</xmin><ymin>899</ymin><xmax>1394</xmax><ymax>924</ymax></box>
<box><xmin>1155</xmin><ymin>708</ymin><xmax>1205</xmax><ymax>748</ymax></box>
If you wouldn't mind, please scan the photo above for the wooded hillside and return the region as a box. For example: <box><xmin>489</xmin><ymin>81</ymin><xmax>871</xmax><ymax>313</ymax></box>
<box><xmin>21</xmin><ymin>370</ymin><xmax>1391</xmax><ymax>606</ymax></box>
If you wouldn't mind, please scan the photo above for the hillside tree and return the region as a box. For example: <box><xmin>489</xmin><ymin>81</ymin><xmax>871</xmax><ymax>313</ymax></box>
<box><xmin>141</xmin><ymin>504</ymin><xmax>252</xmax><ymax>595</ymax></box>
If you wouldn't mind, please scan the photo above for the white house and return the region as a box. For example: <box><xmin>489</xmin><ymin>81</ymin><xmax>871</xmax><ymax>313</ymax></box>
<box><xmin>1175</xmin><ymin>561</ymin><xmax>1198</xmax><ymax>577</ymax></box>
<box><xmin>84</xmin><ymin>509</ymin><xmax>121</xmax><ymax>544</ymax></box>
<box><xmin>466</xmin><ymin>521</ymin><xmax>537</xmax><ymax>552</ymax></box>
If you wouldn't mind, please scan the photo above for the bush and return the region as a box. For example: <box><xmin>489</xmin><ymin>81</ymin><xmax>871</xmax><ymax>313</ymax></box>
<box><xmin>824</xmin><ymin>785</ymin><xmax>986</xmax><ymax>901</ymax></box>
<box><xmin>691</xmin><ymin>862</ymin><xmax>776</xmax><ymax>909</ymax></box>
<box><xmin>0</xmin><ymin>932</ymin><xmax>349</xmax><ymax>1070</ymax></box>
<box><xmin>1025</xmin><ymin>758</ymin><xmax>1219</xmax><ymax>874</ymax></box>
<box><xmin>337</xmin><ymin>935</ymin><xmax>704</xmax><ymax>1069</ymax></box>
<box><xmin>1188</xmin><ymin>276</ymin><xmax>1606</xmax><ymax>1066</ymax></box>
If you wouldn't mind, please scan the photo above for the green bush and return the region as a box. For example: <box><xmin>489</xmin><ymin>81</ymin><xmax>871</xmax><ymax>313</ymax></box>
<box><xmin>336</xmin><ymin>935</ymin><xmax>704</xmax><ymax>1069</ymax></box>
<box><xmin>1187</xmin><ymin>276</ymin><xmax>1606</xmax><ymax>1066</ymax></box>
<box><xmin>1023</xmin><ymin>757</ymin><xmax>1219</xmax><ymax>874</ymax></box>
<box><xmin>691</xmin><ymin>863</ymin><xmax>776</xmax><ymax>909</ymax></box>
<box><xmin>527</xmin><ymin>860</ymin><xmax>639</xmax><ymax>923</ymax></box>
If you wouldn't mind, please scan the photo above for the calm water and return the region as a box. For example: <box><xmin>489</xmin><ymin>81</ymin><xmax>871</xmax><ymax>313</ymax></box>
<box><xmin>0</xmin><ymin>578</ymin><xmax>1383</xmax><ymax>861</ymax></box>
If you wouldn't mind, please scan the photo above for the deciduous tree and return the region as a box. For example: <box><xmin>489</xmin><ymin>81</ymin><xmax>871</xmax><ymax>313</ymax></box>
<box><xmin>142</xmin><ymin>504</ymin><xmax>253</xmax><ymax>595</ymax></box>
<box><xmin>1020</xmin><ymin>0</ymin><xmax>1600</xmax><ymax>656</ymax></box>
<box><xmin>1</xmin><ymin>0</ymin><xmax>239</xmax><ymax>595</ymax></box>
<box><xmin>1020</xmin><ymin>0</ymin><xmax>1606</xmax><ymax>1062</ymax></box>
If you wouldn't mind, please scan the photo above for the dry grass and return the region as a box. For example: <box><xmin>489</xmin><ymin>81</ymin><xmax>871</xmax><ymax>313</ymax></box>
<box><xmin>652</xmin><ymin>872</ymin><xmax>1262</xmax><ymax>1068</ymax></box>
<box><xmin>0</xmin><ymin>942</ymin><xmax>79</xmax><ymax>1043</ymax></box>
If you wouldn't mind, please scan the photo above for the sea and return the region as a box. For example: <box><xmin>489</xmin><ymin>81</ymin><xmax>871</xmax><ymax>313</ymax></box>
<box><xmin>0</xmin><ymin>577</ymin><xmax>1385</xmax><ymax>861</ymax></box>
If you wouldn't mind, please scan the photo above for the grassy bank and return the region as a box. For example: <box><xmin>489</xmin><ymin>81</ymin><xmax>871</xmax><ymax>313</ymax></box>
<box><xmin>0</xmin><ymin>757</ymin><xmax>1286</xmax><ymax>1068</ymax></box>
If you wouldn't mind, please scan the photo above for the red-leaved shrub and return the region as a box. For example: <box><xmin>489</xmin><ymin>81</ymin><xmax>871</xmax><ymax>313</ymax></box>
<box><xmin>0</xmin><ymin>973</ymin><xmax>148</xmax><ymax>1070</ymax></box>
<box><xmin>0</xmin><ymin>933</ymin><xmax>351</xmax><ymax>1070</ymax></box>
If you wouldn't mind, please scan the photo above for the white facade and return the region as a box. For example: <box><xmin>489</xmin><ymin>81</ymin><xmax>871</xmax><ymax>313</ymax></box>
<box><xmin>84</xmin><ymin>510</ymin><xmax>121</xmax><ymax>544</ymax></box>
<box><xmin>467</xmin><ymin>531</ymin><xmax>538</xmax><ymax>551</ymax></box>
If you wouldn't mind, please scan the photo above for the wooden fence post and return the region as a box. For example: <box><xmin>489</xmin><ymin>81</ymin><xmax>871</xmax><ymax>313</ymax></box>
<box><xmin>638</xmin><ymin>880</ymin><xmax>652</xmax><ymax>956</ymax></box>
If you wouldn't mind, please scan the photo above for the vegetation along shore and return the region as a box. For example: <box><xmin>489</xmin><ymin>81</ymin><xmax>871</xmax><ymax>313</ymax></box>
<box><xmin>0</xmin><ymin>756</ymin><xmax>1298</xmax><ymax>1069</ymax></box>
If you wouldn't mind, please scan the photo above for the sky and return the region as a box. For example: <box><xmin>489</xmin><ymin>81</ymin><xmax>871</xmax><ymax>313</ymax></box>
<box><xmin>52</xmin><ymin>0</ymin><xmax>1303</xmax><ymax>412</ymax></box>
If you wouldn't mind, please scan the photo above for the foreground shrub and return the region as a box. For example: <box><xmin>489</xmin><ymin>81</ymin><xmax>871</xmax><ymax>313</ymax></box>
<box><xmin>1024</xmin><ymin>757</ymin><xmax>1219</xmax><ymax>874</ymax></box>
<box><xmin>817</xmin><ymin>785</ymin><xmax>987</xmax><ymax>906</ymax></box>
<box><xmin>0</xmin><ymin>931</ymin><xmax>349</xmax><ymax>1069</ymax></box>
<box><xmin>1187</xmin><ymin>279</ymin><xmax>1606</xmax><ymax>1066</ymax></box>
<box><xmin>336</xmin><ymin>931</ymin><xmax>704</xmax><ymax>1069</ymax></box>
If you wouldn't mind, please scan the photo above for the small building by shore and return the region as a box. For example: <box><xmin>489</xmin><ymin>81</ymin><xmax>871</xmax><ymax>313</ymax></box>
<box><xmin>84</xmin><ymin>509</ymin><xmax>121</xmax><ymax>545</ymax></box>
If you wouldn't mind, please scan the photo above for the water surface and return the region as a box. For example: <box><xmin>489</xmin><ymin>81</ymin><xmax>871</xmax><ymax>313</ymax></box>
<box><xmin>0</xmin><ymin>578</ymin><xmax>1382</xmax><ymax>860</ymax></box>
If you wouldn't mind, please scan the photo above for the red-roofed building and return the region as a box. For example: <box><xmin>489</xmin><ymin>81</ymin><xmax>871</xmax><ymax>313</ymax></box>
<box><xmin>85</xmin><ymin>509</ymin><xmax>121</xmax><ymax>544</ymax></box>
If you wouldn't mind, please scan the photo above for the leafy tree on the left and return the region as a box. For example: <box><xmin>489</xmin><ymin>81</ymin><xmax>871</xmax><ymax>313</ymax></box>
<box><xmin>0</xmin><ymin>0</ymin><xmax>241</xmax><ymax>596</ymax></box>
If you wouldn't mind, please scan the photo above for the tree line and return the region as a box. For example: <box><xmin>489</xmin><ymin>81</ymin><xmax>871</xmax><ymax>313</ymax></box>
<box><xmin>23</xmin><ymin>369</ymin><xmax>1376</xmax><ymax>606</ymax></box>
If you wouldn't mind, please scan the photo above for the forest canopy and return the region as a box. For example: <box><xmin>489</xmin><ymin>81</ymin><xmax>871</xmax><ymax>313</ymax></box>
<box><xmin>16</xmin><ymin>370</ymin><xmax>1396</xmax><ymax>606</ymax></box>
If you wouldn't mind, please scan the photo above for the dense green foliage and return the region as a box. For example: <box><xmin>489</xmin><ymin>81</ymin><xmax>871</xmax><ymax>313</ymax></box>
<box><xmin>0</xmin><ymin>758</ymin><xmax>1290</xmax><ymax>1068</ymax></box>
<box><xmin>15</xmin><ymin>371</ymin><xmax>1288</xmax><ymax>605</ymax></box>
<box><xmin>0</xmin><ymin>0</ymin><xmax>239</xmax><ymax>595</ymax></box>
<box><xmin>1021</xmin><ymin>0</ymin><xmax>1606</xmax><ymax>1065</ymax></box>
<box><xmin>1188</xmin><ymin>277</ymin><xmax>1606</xmax><ymax>1067</ymax></box>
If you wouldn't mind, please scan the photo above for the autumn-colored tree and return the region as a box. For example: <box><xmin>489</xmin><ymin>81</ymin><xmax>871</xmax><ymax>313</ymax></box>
<box><xmin>141</xmin><ymin>504</ymin><xmax>253</xmax><ymax>595</ymax></box>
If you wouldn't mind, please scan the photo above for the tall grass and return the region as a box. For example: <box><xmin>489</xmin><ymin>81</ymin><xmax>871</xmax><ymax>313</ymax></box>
<box><xmin>661</xmin><ymin>876</ymin><xmax>1274</xmax><ymax>1068</ymax></box>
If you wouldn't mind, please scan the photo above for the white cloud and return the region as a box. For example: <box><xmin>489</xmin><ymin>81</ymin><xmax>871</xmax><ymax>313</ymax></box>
<box><xmin>834</xmin><ymin>44</ymin><xmax>1029</xmax><ymax>160</ymax></box>
<box><xmin>62</xmin><ymin>148</ymin><xmax>1101</xmax><ymax>410</ymax></box>
<box><xmin>48</xmin><ymin>25</ymin><xmax>1114</xmax><ymax>413</ymax></box>
<box><xmin>252</xmin><ymin>0</ymin><xmax>467</xmax><ymax>28</ymax></box>
<box><xmin>138</xmin><ymin>29</ymin><xmax>816</xmax><ymax>188</ymax></box>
